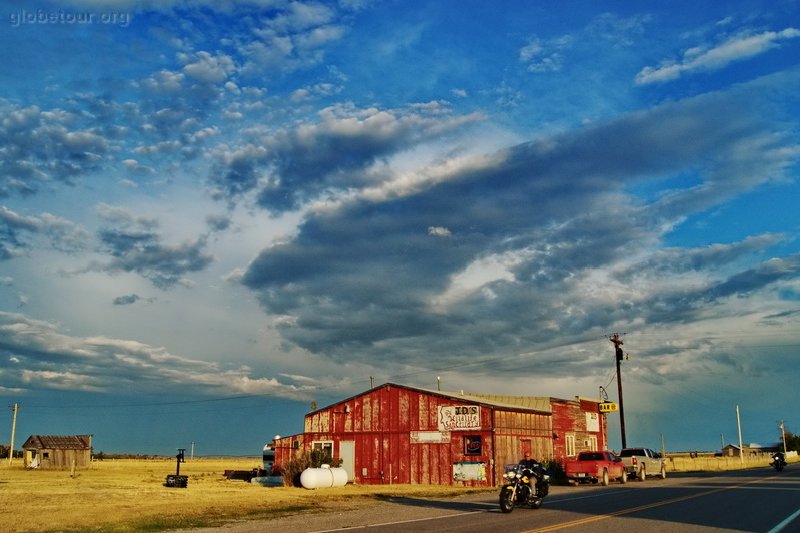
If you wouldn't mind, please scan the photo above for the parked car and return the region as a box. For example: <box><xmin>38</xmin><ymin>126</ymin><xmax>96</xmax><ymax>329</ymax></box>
<box><xmin>618</xmin><ymin>447</ymin><xmax>667</xmax><ymax>481</ymax></box>
<box><xmin>564</xmin><ymin>450</ymin><xmax>627</xmax><ymax>486</ymax></box>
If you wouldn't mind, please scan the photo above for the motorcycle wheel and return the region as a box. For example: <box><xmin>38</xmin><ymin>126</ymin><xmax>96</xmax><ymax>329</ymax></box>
<box><xmin>530</xmin><ymin>497</ymin><xmax>543</xmax><ymax>509</ymax></box>
<box><xmin>499</xmin><ymin>488</ymin><xmax>515</xmax><ymax>513</ymax></box>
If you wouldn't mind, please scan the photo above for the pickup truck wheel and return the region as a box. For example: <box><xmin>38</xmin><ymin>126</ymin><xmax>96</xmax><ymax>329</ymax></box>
<box><xmin>659</xmin><ymin>466</ymin><xmax>667</xmax><ymax>479</ymax></box>
<box><xmin>601</xmin><ymin>469</ymin><xmax>609</xmax><ymax>486</ymax></box>
<box><xmin>620</xmin><ymin>470</ymin><xmax>627</xmax><ymax>484</ymax></box>
<box><xmin>637</xmin><ymin>466</ymin><xmax>646</xmax><ymax>482</ymax></box>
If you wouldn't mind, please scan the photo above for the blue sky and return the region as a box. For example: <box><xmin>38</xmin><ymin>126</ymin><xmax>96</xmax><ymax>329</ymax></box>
<box><xmin>1</xmin><ymin>0</ymin><xmax>799</xmax><ymax>457</ymax></box>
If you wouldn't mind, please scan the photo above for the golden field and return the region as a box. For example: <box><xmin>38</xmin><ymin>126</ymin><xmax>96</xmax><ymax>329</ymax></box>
<box><xmin>0</xmin><ymin>458</ymin><xmax>484</xmax><ymax>533</ymax></box>
<box><xmin>0</xmin><ymin>454</ymin><xmax>792</xmax><ymax>533</ymax></box>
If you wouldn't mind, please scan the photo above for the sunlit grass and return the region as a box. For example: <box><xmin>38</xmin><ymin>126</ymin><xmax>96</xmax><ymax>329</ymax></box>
<box><xmin>0</xmin><ymin>458</ymin><xmax>488</xmax><ymax>533</ymax></box>
<box><xmin>2</xmin><ymin>454</ymin><xmax>788</xmax><ymax>532</ymax></box>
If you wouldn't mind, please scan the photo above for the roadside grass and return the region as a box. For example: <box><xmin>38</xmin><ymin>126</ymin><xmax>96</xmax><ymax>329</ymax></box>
<box><xmin>0</xmin><ymin>458</ymin><xmax>489</xmax><ymax>533</ymax></box>
<box><xmin>1</xmin><ymin>455</ymin><xmax>793</xmax><ymax>532</ymax></box>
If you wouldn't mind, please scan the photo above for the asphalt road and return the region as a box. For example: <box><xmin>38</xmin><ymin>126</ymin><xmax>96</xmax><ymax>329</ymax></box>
<box><xmin>174</xmin><ymin>465</ymin><xmax>800</xmax><ymax>533</ymax></box>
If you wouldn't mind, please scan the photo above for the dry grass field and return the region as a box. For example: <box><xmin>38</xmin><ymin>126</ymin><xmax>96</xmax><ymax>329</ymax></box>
<box><xmin>1</xmin><ymin>454</ymin><xmax>792</xmax><ymax>533</ymax></box>
<box><xmin>0</xmin><ymin>457</ymin><xmax>485</xmax><ymax>533</ymax></box>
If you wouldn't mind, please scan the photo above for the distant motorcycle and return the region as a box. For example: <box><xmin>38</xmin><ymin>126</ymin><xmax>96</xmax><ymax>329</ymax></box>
<box><xmin>771</xmin><ymin>453</ymin><xmax>786</xmax><ymax>472</ymax></box>
<box><xmin>499</xmin><ymin>462</ymin><xmax>550</xmax><ymax>513</ymax></box>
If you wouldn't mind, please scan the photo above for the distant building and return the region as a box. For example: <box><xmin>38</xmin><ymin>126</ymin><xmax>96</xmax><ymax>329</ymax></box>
<box><xmin>273</xmin><ymin>382</ymin><xmax>607</xmax><ymax>486</ymax></box>
<box><xmin>721</xmin><ymin>443</ymin><xmax>781</xmax><ymax>457</ymax></box>
<box><xmin>22</xmin><ymin>435</ymin><xmax>93</xmax><ymax>469</ymax></box>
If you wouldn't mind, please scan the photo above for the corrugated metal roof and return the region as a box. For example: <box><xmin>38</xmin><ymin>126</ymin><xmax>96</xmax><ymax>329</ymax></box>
<box><xmin>22</xmin><ymin>435</ymin><xmax>92</xmax><ymax>450</ymax></box>
<box><xmin>396</xmin><ymin>384</ymin><xmax>552</xmax><ymax>413</ymax></box>
<box><xmin>307</xmin><ymin>382</ymin><xmax>557</xmax><ymax>416</ymax></box>
<box><xmin>437</xmin><ymin>390</ymin><xmax>553</xmax><ymax>413</ymax></box>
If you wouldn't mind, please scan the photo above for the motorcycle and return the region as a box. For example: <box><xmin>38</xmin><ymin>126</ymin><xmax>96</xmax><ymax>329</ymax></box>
<box><xmin>771</xmin><ymin>453</ymin><xmax>786</xmax><ymax>472</ymax></box>
<box><xmin>499</xmin><ymin>462</ymin><xmax>550</xmax><ymax>513</ymax></box>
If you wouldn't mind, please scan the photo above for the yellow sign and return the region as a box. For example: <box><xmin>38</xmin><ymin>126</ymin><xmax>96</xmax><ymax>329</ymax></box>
<box><xmin>599</xmin><ymin>402</ymin><xmax>618</xmax><ymax>413</ymax></box>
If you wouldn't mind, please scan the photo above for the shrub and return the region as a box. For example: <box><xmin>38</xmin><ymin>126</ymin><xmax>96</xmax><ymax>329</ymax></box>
<box><xmin>280</xmin><ymin>449</ymin><xmax>343</xmax><ymax>487</ymax></box>
<box><xmin>543</xmin><ymin>460</ymin><xmax>567</xmax><ymax>485</ymax></box>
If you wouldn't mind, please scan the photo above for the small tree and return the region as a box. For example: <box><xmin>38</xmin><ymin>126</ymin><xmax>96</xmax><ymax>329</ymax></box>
<box><xmin>783</xmin><ymin>429</ymin><xmax>800</xmax><ymax>453</ymax></box>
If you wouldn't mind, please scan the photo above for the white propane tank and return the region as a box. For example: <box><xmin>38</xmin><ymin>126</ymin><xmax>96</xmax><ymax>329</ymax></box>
<box><xmin>300</xmin><ymin>465</ymin><xmax>348</xmax><ymax>489</ymax></box>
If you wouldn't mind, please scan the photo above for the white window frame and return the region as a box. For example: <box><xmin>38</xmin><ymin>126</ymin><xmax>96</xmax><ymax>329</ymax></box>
<box><xmin>565</xmin><ymin>434</ymin><xmax>576</xmax><ymax>457</ymax></box>
<box><xmin>312</xmin><ymin>440</ymin><xmax>334</xmax><ymax>460</ymax></box>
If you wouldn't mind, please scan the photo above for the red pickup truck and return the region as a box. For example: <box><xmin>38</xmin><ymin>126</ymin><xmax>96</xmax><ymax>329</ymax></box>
<box><xmin>564</xmin><ymin>450</ymin><xmax>627</xmax><ymax>486</ymax></box>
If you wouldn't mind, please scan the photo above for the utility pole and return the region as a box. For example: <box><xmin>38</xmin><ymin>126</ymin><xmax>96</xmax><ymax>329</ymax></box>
<box><xmin>609</xmin><ymin>334</ymin><xmax>627</xmax><ymax>449</ymax></box>
<box><xmin>780</xmin><ymin>421</ymin><xmax>787</xmax><ymax>454</ymax></box>
<box><xmin>8</xmin><ymin>402</ymin><xmax>20</xmax><ymax>465</ymax></box>
<box><xmin>736</xmin><ymin>405</ymin><xmax>744</xmax><ymax>466</ymax></box>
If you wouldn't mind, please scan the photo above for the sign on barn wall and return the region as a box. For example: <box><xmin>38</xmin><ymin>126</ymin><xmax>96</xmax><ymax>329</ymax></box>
<box><xmin>586</xmin><ymin>411</ymin><xmax>600</xmax><ymax>432</ymax></box>
<box><xmin>453</xmin><ymin>461</ymin><xmax>487</xmax><ymax>481</ymax></box>
<box><xmin>438</xmin><ymin>405</ymin><xmax>481</xmax><ymax>431</ymax></box>
<box><xmin>411</xmin><ymin>431</ymin><xmax>451</xmax><ymax>443</ymax></box>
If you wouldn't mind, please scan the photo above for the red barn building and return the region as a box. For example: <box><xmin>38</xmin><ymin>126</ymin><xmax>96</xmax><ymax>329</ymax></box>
<box><xmin>273</xmin><ymin>383</ymin><xmax>607</xmax><ymax>486</ymax></box>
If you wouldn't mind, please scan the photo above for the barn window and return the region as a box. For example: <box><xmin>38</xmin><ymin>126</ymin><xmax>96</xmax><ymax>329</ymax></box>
<box><xmin>565</xmin><ymin>434</ymin><xmax>576</xmax><ymax>457</ymax></box>
<box><xmin>311</xmin><ymin>441</ymin><xmax>334</xmax><ymax>463</ymax></box>
<box><xmin>464</xmin><ymin>436</ymin><xmax>482</xmax><ymax>455</ymax></box>
<box><xmin>43</xmin><ymin>452</ymin><xmax>50</xmax><ymax>459</ymax></box>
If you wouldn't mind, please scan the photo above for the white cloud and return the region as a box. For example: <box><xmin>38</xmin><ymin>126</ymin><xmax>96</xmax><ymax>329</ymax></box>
<box><xmin>635</xmin><ymin>28</ymin><xmax>800</xmax><ymax>85</ymax></box>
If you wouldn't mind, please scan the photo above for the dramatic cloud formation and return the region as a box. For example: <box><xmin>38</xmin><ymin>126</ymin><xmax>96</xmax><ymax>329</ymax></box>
<box><xmin>1</xmin><ymin>0</ymin><xmax>798</xmax><ymax>454</ymax></box>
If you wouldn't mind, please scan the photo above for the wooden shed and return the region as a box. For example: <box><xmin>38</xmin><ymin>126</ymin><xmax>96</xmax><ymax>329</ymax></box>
<box><xmin>273</xmin><ymin>383</ymin><xmax>606</xmax><ymax>486</ymax></box>
<box><xmin>22</xmin><ymin>435</ymin><xmax>93</xmax><ymax>469</ymax></box>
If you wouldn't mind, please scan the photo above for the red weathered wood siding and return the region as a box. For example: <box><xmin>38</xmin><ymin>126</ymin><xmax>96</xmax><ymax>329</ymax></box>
<box><xmin>550</xmin><ymin>397</ymin><xmax>606</xmax><ymax>466</ymax></box>
<box><xmin>274</xmin><ymin>384</ymin><xmax>607</xmax><ymax>487</ymax></box>
<box><xmin>491</xmin><ymin>408</ymin><xmax>552</xmax><ymax>483</ymax></box>
<box><xmin>282</xmin><ymin>385</ymin><xmax>498</xmax><ymax>486</ymax></box>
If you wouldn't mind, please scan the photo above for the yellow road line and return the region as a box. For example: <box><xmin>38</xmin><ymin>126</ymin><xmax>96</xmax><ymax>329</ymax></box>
<box><xmin>524</xmin><ymin>475</ymin><xmax>771</xmax><ymax>533</ymax></box>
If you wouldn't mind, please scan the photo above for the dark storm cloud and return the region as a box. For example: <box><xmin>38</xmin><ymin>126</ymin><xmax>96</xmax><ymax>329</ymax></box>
<box><xmin>205</xmin><ymin>214</ymin><xmax>232</xmax><ymax>232</ymax></box>
<box><xmin>708</xmin><ymin>254</ymin><xmax>800</xmax><ymax>299</ymax></box>
<box><xmin>617</xmin><ymin>235</ymin><xmax>786</xmax><ymax>279</ymax></box>
<box><xmin>0</xmin><ymin>311</ymin><xmax>309</xmax><ymax>398</ymax></box>
<box><xmin>209</xmin><ymin>104</ymin><xmax>483</xmax><ymax>210</ymax></box>
<box><xmin>92</xmin><ymin>205</ymin><xmax>214</xmax><ymax>289</ymax></box>
<box><xmin>97</xmin><ymin>227</ymin><xmax>214</xmax><ymax>289</ymax></box>
<box><xmin>241</xmin><ymin>83</ymin><xmax>800</xmax><ymax>371</ymax></box>
<box><xmin>0</xmin><ymin>103</ymin><xmax>109</xmax><ymax>196</ymax></box>
<box><xmin>113</xmin><ymin>294</ymin><xmax>140</xmax><ymax>306</ymax></box>
<box><xmin>0</xmin><ymin>206</ymin><xmax>90</xmax><ymax>259</ymax></box>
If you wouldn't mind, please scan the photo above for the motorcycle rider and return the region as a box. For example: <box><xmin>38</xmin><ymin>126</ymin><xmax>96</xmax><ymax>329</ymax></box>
<box><xmin>772</xmin><ymin>451</ymin><xmax>786</xmax><ymax>470</ymax></box>
<box><xmin>518</xmin><ymin>452</ymin><xmax>541</xmax><ymax>497</ymax></box>
<box><xmin>519</xmin><ymin>451</ymin><xmax>538</xmax><ymax>470</ymax></box>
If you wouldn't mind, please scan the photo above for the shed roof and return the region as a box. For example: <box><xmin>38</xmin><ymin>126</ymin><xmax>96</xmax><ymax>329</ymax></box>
<box><xmin>312</xmin><ymin>382</ymin><xmax>554</xmax><ymax>415</ymax></box>
<box><xmin>22</xmin><ymin>435</ymin><xmax>92</xmax><ymax>450</ymax></box>
<box><xmin>436</xmin><ymin>390</ymin><xmax>552</xmax><ymax>413</ymax></box>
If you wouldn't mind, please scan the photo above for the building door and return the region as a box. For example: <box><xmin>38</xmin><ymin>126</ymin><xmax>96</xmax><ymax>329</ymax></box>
<box><xmin>339</xmin><ymin>440</ymin><xmax>355</xmax><ymax>482</ymax></box>
<box><xmin>520</xmin><ymin>439</ymin><xmax>532</xmax><ymax>458</ymax></box>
